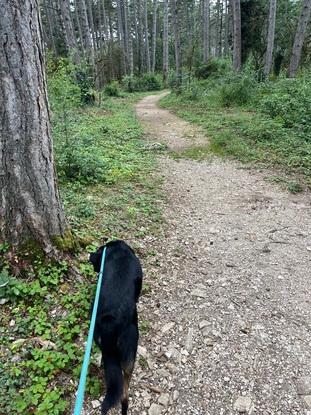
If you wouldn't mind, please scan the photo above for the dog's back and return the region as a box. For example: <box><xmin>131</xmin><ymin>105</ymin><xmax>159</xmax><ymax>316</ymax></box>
<box><xmin>89</xmin><ymin>240</ymin><xmax>142</xmax><ymax>415</ymax></box>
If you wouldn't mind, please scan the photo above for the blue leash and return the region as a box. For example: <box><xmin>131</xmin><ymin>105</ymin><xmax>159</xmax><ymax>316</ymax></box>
<box><xmin>73</xmin><ymin>247</ymin><xmax>107</xmax><ymax>415</ymax></box>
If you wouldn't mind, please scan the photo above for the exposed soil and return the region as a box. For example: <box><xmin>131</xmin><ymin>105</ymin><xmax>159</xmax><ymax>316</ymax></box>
<box><xmin>86</xmin><ymin>93</ymin><xmax>311</xmax><ymax>415</ymax></box>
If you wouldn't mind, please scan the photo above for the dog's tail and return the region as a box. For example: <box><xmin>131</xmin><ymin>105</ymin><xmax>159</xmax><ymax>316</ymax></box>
<box><xmin>101</xmin><ymin>354</ymin><xmax>123</xmax><ymax>415</ymax></box>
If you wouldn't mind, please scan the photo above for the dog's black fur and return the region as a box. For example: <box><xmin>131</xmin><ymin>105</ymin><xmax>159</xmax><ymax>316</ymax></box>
<box><xmin>89</xmin><ymin>240</ymin><xmax>143</xmax><ymax>415</ymax></box>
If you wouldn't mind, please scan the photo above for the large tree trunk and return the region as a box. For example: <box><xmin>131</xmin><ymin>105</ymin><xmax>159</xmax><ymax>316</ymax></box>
<box><xmin>232</xmin><ymin>0</ymin><xmax>241</xmax><ymax>71</ymax></box>
<box><xmin>0</xmin><ymin>0</ymin><xmax>66</xmax><ymax>252</ymax></box>
<box><xmin>203</xmin><ymin>0</ymin><xmax>210</xmax><ymax>63</ymax></box>
<box><xmin>151</xmin><ymin>0</ymin><xmax>158</xmax><ymax>73</ymax></box>
<box><xmin>264</xmin><ymin>0</ymin><xmax>277</xmax><ymax>79</ymax></box>
<box><xmin>171</xmin><ymin>0</ymin><xmax>181</xmax><ymax>85</ymax></box>
<box><xmin>163</xmin><ymin>0</ymin><xmax>169</xmax><ymax>85</ymax></box>
<box><xmin>288</xmin><ymin>0</ymin><xmax>311</xmax><ymax>78</ymax></box>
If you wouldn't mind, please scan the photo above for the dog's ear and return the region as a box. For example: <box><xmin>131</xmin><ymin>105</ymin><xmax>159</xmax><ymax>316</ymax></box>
<box><xmin>89</xmin><ymin>246</ymin><xmax>104</xmax><ymax>273</ymax></box>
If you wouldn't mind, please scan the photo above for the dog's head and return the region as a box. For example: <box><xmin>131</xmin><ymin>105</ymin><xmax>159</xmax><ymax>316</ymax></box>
<box><xmin>89</xmin><ymin>246</ymin><xmax>105</xmax><ymax>273</ymax></box>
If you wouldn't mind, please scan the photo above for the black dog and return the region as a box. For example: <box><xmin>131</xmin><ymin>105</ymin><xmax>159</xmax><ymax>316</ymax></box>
<box><xmin>89</xmin><ymin>240</ymin><xmax>143</xmax><ymax>415</ymax></box>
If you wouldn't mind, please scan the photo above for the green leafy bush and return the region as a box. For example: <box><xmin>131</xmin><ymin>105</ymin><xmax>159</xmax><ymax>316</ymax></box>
<box><xmin>195</xmin><ymin>59</ymin><xmax>230</xmax><ymax>79</ymax></box>
<box><xmin>220</xmin><ymin>73</ymin><xmax>257</xmax><ymax>107</ymax></box>
<box><xmin>104</xmin><ymin>81</ymin><xmax>121</xmax><ymax>97</ymax></box>
<box><xmin>122</xmin><ymin>74</ymin><xmax>162</xmax><ymax>92</ymax></box>
<box><xmin>47</xmin><ymin>58</ymin><xmax>81</xmax><ymax>113</ymax></box>
<box><xmin>259</xmin><ymin>78</ymin><xmax>311</xmax><ymax>134</ymax></box>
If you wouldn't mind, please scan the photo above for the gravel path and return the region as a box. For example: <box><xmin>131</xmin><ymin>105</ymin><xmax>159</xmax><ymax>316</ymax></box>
<box><xmin>86</xmin><ymin>94</ymin><xmax>311</xmax><ymax>415</ymax></box>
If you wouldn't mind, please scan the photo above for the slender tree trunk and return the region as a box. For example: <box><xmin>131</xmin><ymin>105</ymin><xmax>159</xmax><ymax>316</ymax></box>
<box><xmin>171</xmin><ymin>0</ymin><xmax>181</xmax><ymax>85</ymax></box>
<box><xmin>125</xmin><ymin>0</ymin><xmax>134</xmax><ymax>75</ymax></box>
<box><xmin>137</xmin><ymin>0</ymin><xmax>145</xmax><ymax>73</ymax></box>
<box><xmin>143</xmin><ymin>0</ymin><xmax>151</xmax><ymax>72</ymax></box>
<box><xmin>86</xmin><ymin>0</ymin><xmax>96</xmax><ymax>49</ymax></box>
<box><xmin>218</xmin><ymin>0</ymin><xmax>223</xmax><ymax>57</ymax></box>
<box><xmin>288</xmin><ymin>0</ymin><xmax>311</xmax><ymax>78</ymax></box>
<box><xmin>77</xmin><ymin>0</ymin><xmax>93</xmax><ymax>49</ymax></box>
<box><xmin>151</xmin><ymin>0</ymin><xmax>158</xmax><ymax>73</ymax></box>
<box><xmin>224</xmin><ymin>0</ymin><xmax>229</xmax><ymax>57</ymax></box>
<box><xmin>203</xmin><ymin>0</ymin><xmax>210</xmax><ymax>62</ymax></box>
<box><xmin>58</xmin><ymin>0</ymin><xmax>80</xmax><ymax>61</ymax></box>
<box><xmin>116</xmin><ymin>0</ymin><xmax>126</xmax><ymax>76</ymax></box>
<box><xmin>122</xmin><ymin>0</ymin><xmax>131</xmax><ymax>74</ymax></box>
<box><xmin>101</xmin><ymin>0</ymin><xmax>109</xmax><ymax>43</ymax></box>
<box><xmin>74</xmin><ymin>0</ymin><xmax>86</xmax><ymax>58</ymax></box>
<box><xmin>232</xmin><ymin>0</ymin><xmax>241</xmax><ymax>71</ymax></box>
<box><xmin>43</xmin><ymin>0</ymin><xmax>58</xmax><ymax>55</ymax></box>
<box><xmin>264</xmin><ymin>0</ymin><xmax>277</xmax><ymax>79</ymax></box>
<box><xmin>0</xmin><ymin>0</ymin><xmax>66</xmax><ymax>252</ymax></box>
<box><xmin>163</xmin><ymin>0</ymin><xmax>169</xmax><ymax>85</ymax></box>
<box><xmin>215</xmin><ymin>0</ymin><xmax>220</xmax><ymax>57</ymax></box>
<box><xmin>98</xmin><ymin>0</ymin><xmax>103</xmax><ymax>50</ymax></box>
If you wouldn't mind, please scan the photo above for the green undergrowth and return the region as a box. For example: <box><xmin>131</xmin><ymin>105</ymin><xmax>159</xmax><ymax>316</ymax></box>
<box><xmin>160</xmin><ymin>70</ymin><xmax>311</xmax><ymax>190</ymax></box>
<box><xmin>0</xmin><ymin>87</ymin><xmax>162</xmax><ymax>414</ymax></box>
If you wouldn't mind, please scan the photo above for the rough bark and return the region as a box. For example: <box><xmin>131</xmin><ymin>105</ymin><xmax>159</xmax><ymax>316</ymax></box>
<box><xmin>163</xmin><ymin>0</ymin><xmax>169</xmax><ymax>85</ymax></box>
<box><xmin>0</xmin><ymin>0</ymin><xmax>66</xmax><ymax>252</ymax></box>
<box><xmin>288</xmin><ymin>0</ymin><xmax>311</xmax><ymax>78</ymax></box>
<box><xmin>264</xmin><ymin>0</ymin><xmax>277</xmax><ymax>79</ymax></box>
<box><xmin>151</xmin><ymin>0</ymin><xmax>158</xmax><ymax>73</ymax></box>
<box><xmin>171</xmin><ymin>0</ymin><xmax>181</xmax><ymax>85</ymax></box>
<box><xmin>203</xmin><ymin>0</ymin><xmax>210</xmax><ymax>62</ymax></box>
<box><xmin>232</xmin><ymin>0</ymin><xmax>241</xmax><ymax>71</ymax></box>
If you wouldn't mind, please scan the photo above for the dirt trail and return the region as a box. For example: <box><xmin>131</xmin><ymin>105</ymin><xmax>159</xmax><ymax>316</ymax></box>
<box><xmin>132</xmin><ymin>94</ymin><xmax>311</xmax><ymax>415</ymax></box>
<box><xmin>87</xmin><ymin>94</ymin><xmax>311</xmax><ymax>415</ymax></box>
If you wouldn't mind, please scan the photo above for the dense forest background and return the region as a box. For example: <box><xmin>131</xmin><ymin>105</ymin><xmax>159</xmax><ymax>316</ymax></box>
<box><xmin>41</xmin><ymin>0</ymin><xmax>311</xmax><ymax>86</ymax></box>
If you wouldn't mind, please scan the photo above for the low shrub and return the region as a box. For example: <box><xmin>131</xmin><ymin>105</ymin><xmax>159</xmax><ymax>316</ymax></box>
<box><xmin>122</xmin><ymin>74</ymin><xmax>162</xmax><ymax>92</ymax></box>
<box><xmin>104</xmin><ymin>81</ymin><xmax>121</xmax><ymax>97</ymax></box>
<box><xmin>220</xmin><ymin>73</ymin><xmax>257</xmax><ymax>107</ymax></box>
<box><xmin>195</xmin><ymin>59</ymin><xmax>230</xmax><ymax>79</ymax></box>
<box><xmin>259</xmin><ymin>77</ymin><xmax>311</xmax><ymax>134</ymax></box>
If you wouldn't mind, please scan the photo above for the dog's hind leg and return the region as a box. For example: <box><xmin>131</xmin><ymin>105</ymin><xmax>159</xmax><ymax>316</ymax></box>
<box><xmin>118</xmin><ymin>324</ymin><xmax>139</xmax><ymax>415</ymax></box>
<box><xmin>121</xmin><ymin>360</ymin><xmax>134</xmax><ymax>415</ymax></box>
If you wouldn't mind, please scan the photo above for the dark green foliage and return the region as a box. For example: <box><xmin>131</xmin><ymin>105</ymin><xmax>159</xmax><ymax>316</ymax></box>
<box><xmin>241</xmin><ymin>0</ymin><xmax>267</xmax><ymax>68</ymax></box>
<box><xmin>195</xmin><ymin>59</ymin><xmax>230</xmax><ymax>79</ymax></box>
<box><xmin>220</xmin><ymin>73</ymin><xmax>257</xmax><ymax>106</ymax></box>
<box><xmin>259</xmin><ymin>77</ymin><xmax>311</xmax><ymax>134</ymax></box>
<box><xmin>75</xmin><ymin>69</ymin><xmax>96</xmax><ymax>104</ymax></box>
<box><xmin>122</xmin><ymin>74</ymin><xmax>162</xmax><ymax>92</ymax></box>
<box><xmin>104</xmin><ymin>81</ymin><xmax>121</xmax><ymax>97</ymax></box>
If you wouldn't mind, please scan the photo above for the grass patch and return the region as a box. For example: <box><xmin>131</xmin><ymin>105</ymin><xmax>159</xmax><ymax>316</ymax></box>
<box><xmin>0</xmin><ymin>92</ymin><xmax>162</xmax><ymax>415</ymax></box>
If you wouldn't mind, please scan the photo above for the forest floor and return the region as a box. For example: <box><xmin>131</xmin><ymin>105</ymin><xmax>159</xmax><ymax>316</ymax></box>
<box><xmin>86</xmin><ymin>93</ymin><xmax>311</xmax><ymax>415</ymax></box>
